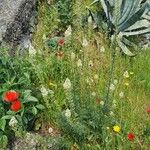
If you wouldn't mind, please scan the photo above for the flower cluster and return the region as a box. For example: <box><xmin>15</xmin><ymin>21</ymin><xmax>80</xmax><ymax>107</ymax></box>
<box><xmin>3</xmin><ymin>90</ymin><xmax>21</xmax><ymax>112</ymax></box>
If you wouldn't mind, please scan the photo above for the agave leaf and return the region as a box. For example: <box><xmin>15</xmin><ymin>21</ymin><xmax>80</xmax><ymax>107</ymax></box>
<box><xmin>117</xmin><ymin>36</ymin><xmax>135</xmax><ymax>56</ymax></box>
<box><xmin>113</xmin><ymin>0</ymin><xmax>123</xmax><ymax>26</ymax></box>
<box><xmin>90</xmin><ymin>0</ymin><xmax>99</xmax><ymax>5</ymax></box>
<box><xmin>118</xmin><ymin>2</ymin><xmax>148</xmax><ymax>32</ymax></box>
<box><xmin>122</xmin><ymin>28</ymin><xmax>150</xmax><ymax>36</ymax></box>
<box><xmin>142</xmin><ymin>14</ymin><xmax>150</xmax><ymax>20</ymax></box>
<box><xmin>118</xmin><ymin>0</ymin><xmax>135</xmax><ymax>26</ymax></box>
<box><xmin>125</xmin><ymin>19</ymin><xmax>150</xmax><ymax>31</ymax></box>
<box><xmin>122</xmin><ymin>37</ymin><xmax>137</xmax><ymax>47</ymax></box>
<box><xmin>100</xmin><ymin>0</ymin><xmax>111</xmax><ymax>19</ymax></box>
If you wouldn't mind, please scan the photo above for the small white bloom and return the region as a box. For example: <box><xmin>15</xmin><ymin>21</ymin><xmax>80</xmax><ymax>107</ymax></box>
<box><xmin>29</xmin><ymin>44</ymin><xmax>36</xmax><ymax>56</ymax></box>
<box><xmin>65</xmin><ymin>25</ymin><xmax>72</xmax><ymax>38</ymax></box>
<box><xmin>82</xmin><ymin>38</ymin><xmax>88</xmax><ymax>47</ymax></box>
<box><xmin>91</xmin><ymin>92</ymin><xmax>96</xmax><ymax>97</ymax></box>
<box><xmin>114</xmin><ymin>79</ymin><xmax>118</xmax><ymax>85</ymax></box>
<box><xmin>100</xmin><ymin>46</ymin><xmax>105</xmax><ymax>52</ymax></box>
<box><xmin>63</xmin><ymin>78</ymin><xmax>72</xmax><ymax>90</ymax></box>
<box><xmin>9</xmin><ymin>116</ymin><xmax>18</xmax><ymax>127</ymax></box>
<box><xmin>106</xmin><ymin>127</ymin><xmax>110</xmax><ymax>130</ymax></box>
<box><xmin>71</xmin><ymin>52</ymin><xmax>76</xmax><ymax>61</ymax></box>
<box><xmin>119</xmin><ymin>91</ymin><xmax>124</xmax><ymax>98</ymax></box>
<box><xmin>100</xmin><ymin>101</ymin><xmax>104</xmax><ymax>106</ymax></box>
<box><xmin>88</xmin><ymin>16</ymin><xmax>93</xmax><ymax>25</ymax></box>
<box><xmin>123</xmin><ymin>71</ymin><xmax>129</xmax><ymax>78</ymax></box>
<box><xmin>94</xmin><ymin>74</ymin><xmax>99</xmax><ymax>80</ymax></box>
<box><xmin>110</xmin><ymin>111</ymin><xmax>114</xmax><ymax>116</ymax></box>
<box><xmin>42</xmin><ymin>34</ymin><xmax>47</xmax><ymax>41</ymax></box>
<box><xmin>109</xmin><ymin>84</ymin><xmax>115</xmax><ymax>92</ymax></box>
<box><xmin>40</xmin><ymin>86</ymin><xmax>49</xmax><ymax>97</ymax></box>
<box><xmin>65</xmin><ymin>109</ymin><xmax>71</xmax><ymax>118</ymax></box>
<box><xmin>48</xmin><ymin>127</ymin><xmax>53</xmax><ymax>134</ymax></box>
<box><xmin>88</xmin><ymin>60</ymin><xmax>94</xmax><ymax>67</ymax></box>
<box><xmin>77</xmin><ymin>59</ymin><xmax>82</xmax><ymax>67</ymax></box>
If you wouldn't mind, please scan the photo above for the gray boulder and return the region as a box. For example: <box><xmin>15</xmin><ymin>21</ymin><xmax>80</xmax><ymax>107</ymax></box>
<box><xmin>0</xmin><ymin>0</ymin><xmax>37</xmax><ymax>47</ymax></box>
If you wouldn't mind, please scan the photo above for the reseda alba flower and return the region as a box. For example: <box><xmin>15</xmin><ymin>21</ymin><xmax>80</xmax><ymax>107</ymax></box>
<box><xmin>77</xmin><ymin>59</ymin><xmax>82</xmax><ymax>67</ymax></box>
<box><xmin>65</xmin><ymin>109</ymin><xmax>71</xmax><ymax>118</ymax></box>
<box><xmin>82</xmin><ymin>38</ymin><xmax>88</xmax><ymax>47</ymax></box>
<box><xmin>123</xmin><ymin>71</ymin><xmax>129</xmax><ymax>78</ymax></box>
<box><xmin>3</xmin><ymin>90</ymin><xmax>19</xmax><ymax>103</ymax></box>
<box><xmin>113</xmin><ymin>125</ymin><xmax>120</xmax><ymax>133</ymax></box>
<box><xmin>9</xmin><ymin>116</ymin><xmax>18</xmax><ymax>127</ymax></box>
<box><xmin>63</xmin><ymin>78</ymin><xmax>72</xmax><ymax>90</ymax></box>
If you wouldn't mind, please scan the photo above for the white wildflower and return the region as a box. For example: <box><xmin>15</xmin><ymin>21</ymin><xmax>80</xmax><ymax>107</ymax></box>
<box><xmin>29</xmin><ymin>44</ymin><xmax>36</xmax><ymax>56</ymax></box>
<box><xmin>82</xmin><ymin>38</ymin><xmax>88</xmax><ymax>47</ymax></box>
<box><xmin>114</xmin><ymin>79</ymin><xmax>118</xmax><ymax>85</ymax></box>
<box><xmin>88</xmin><ymin>16</ymin><xmax>93</xmax><ymax>25</ymax></box>
<box><xmin>77</xmin><ymin>59</ymin><xmax>82</xmax><ymax>67</ymax></box>
<box><xmin>100</xmin><ymin>101</ymin><xmax>104</xmax><ymax>106</ymax></box>
<box><xmin>91</xmin><ymin>92</ymin><xmax>96</xmax><ymax>97</ymax></box>
<box><xmin>110</xmin><ymin>111</ymin><xmax>114</xmax><ymax>116</ymax></box>
<box><xmin>42</xmin><ymin>34</ymin><xmax>47</xmax><ymax>41</ymax></box>
<box><xmin>65</xmin><ymin>109</ymin><xmax>71</xmax><ymax>118</ymax></box>
<box><xmin>65</xmin><ymin>25</ymin><xmax>72</xmax><ymax>38</ymax></box>
<box><xmin>40</xmin><ymin>86</ymin><xmax>49</xmax><ymax>97</ymax></box>
<box><xmin>94</xmin><ymin>74</ymin><xmax>99</xmax><ymax>80</ymax></box>
<box><xmin>63</xmin><ymin>78</ymin><xmax>72</xmax><ymax>90</ymax></box>
<box><xmin>88</xmin><ymin>60</ymin><xmax>94</xmax><ymax>67</ymax></box>
<box><xmin>9</xmin><ymin>116</ymin><xmax>18</xmax><ymax>127</ymax></box>
<box><xmin>119</xmin><ymin>91</ymin><xmax>124</xmax><ymax>98</ymax></box>
<box><xmin>109</xmin><ymin>84</ymin><xmax>115</xmax><ymax>92</ymax></box>
<box><xmin>100</xmin><ymin>46</ymin><xmax>105</xmax><ymax>52</ymax></box>
<box><xmin>48</xmin><ymin>127</ymin><xmax>53</xmax><ymax>134</ymax></box>
<box><xmin>71</xmin><ymin>52</ymin><xmax>76</xmax><ymax>61</ymax></box>
<box><xmin>123</xmin><ymin>71</ymin><xmax>129</xmax><ymax>78</ymax></box>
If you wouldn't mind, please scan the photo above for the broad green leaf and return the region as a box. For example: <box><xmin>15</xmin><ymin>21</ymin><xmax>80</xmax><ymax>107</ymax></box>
<box><xmin>32</xmin><ymin>107</ymin><xmax>38</xmax><ymax>115</ymax></box>
<box><xmin>23</xmin><ymin>96</ymin><xmax>38</xmax><ymax>103</ymax></box>
<box><xmin>1</xmin><ymin>115</ymin><xmax>13</xmax><ymax>120</ymax></box>
<box><xmin>36</xmin><ymin>104</ymin><xmax>45</xmax><ymax>110</ymax></box>
<box><xmin>0</xmin><ymin>135</ymin><xmax>8</xmax><ymax>148</ymax></box>
<box><xmin>0</xmin><ymin>119</ymin><xmax>6</xmax><ymax>131</ymax></box>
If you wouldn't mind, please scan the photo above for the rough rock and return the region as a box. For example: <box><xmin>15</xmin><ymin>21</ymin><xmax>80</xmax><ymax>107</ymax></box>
<box><xmin>0</xmin><ymin>0</ymin><xmax>37</xmax><ymax>47</ymax></box>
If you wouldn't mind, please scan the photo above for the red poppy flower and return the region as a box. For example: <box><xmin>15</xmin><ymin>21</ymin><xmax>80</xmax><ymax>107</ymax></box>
<box><xmin>146</xmin><ymin>107</ymin><xmax>150</xmax><ymax>113</ymax></box>
<box><xmin>10</xmin><ymin>100</ymin><xmax>21</xmax><ymax>112</ymax></box>
<box><xmin>127</xmin><ymin>133</ymin><xmax>135</xmax><ymax>141</ymax></box>
<box><xmin>3</xmin><ymin>90</ymin><xmax>19</xmax><ymax>103</ymax></box>
<box><xmin>57</xmin><ymin>38</ymin><xmax>65</xmax><ymax>46</ymax></box>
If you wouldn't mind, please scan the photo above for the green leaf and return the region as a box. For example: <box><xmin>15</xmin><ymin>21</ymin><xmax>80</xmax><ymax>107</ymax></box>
<box><xmin>32</xmin><ymin>107</ymin><xmax>38</xmax><ymax>115</ymax></box>
<box><xmin>23</xmin><ymin>96</ymin><xmax>38</xmax><ymax>103</ymax></box>
<box><xmin>0</xmin><ymin>135</ymin><xmax>8</xmax><ymax>148</ymax></box>
<box><xmin>36</xmin><ymin>104</ymin><xmax>45</xmax><ymax>110</ymax></box>
<box><xmin>0</xmin><ymin>119</ymin><xmax>6</xmax><ymax>131</ymax></box>
<box><xmin>1</xmin><ymin>115</ymin><xmax>13</xmax><ymax>120</ymax></box>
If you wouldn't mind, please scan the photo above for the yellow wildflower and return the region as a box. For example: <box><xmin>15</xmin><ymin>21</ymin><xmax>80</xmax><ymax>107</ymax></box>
<box><xmin>130</xmin><ymin>72</ymin><xmax>134</xmax><ymax>75</ymax></box>
<box><xmin>124</xmin><ymin>82</ymin><xmax>129</xmax><ymax>86</ymax></box>
<box><xmin>113</xmin><ymin>125</ymin><xmax>120</xmax><ymax>133</ymax></box>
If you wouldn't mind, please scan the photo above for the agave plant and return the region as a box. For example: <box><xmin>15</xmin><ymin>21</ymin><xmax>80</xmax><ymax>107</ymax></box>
<box><xmin>88</xmin><ymin>0</ymin><xmax>150</xmax><ymax>56</ymax></box>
